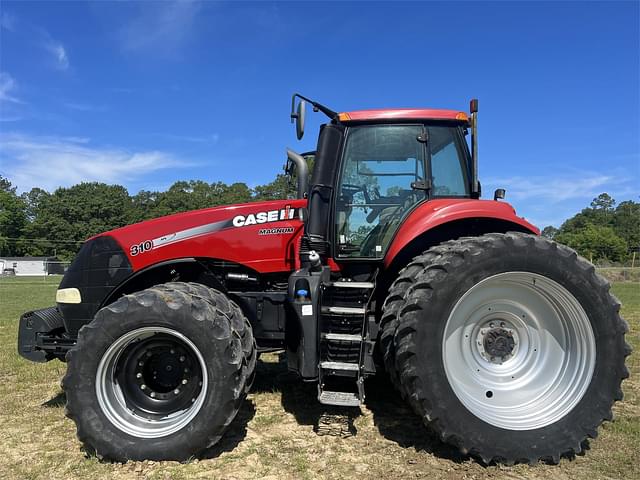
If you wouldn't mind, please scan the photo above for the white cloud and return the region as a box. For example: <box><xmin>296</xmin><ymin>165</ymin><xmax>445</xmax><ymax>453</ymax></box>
<box><xmin>0</xmin><ymin>133</ymin><xmax>192</xmax><ymax>192</ymax></box>
<box><xmin>484</xmin><ymin>170</ymin><xmax>638</xmax><ymax>227</ymax></box>
<box><xmin>484</xmin><ymin>172</ymin><xmax>624</xmax><ymax>202</ymax></box>
<box><xmin>0</xmin><ymin>73</ymin><xmax>25</xmax><ymax>122</ymax></box>
<box><xmin>0</xmin><ymin>72</ymin><xmax>23</xmax><ymax>104</ymax></box>
<box><xmin>1</xmin><ymin>11</ymin><xmax>70</xmax><ymax>71</ymax></box>
<box><xmin>44</xmin><ymin>40</ymin><xmax>69</xmax><ymax>70</ymax></box>
<box><xmin>118</xmin><ymin>1</ymin><xmax>200</xmax><ymax>55</ymax></box>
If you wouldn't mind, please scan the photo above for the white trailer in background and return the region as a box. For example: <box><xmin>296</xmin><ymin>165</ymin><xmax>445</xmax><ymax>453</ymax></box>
<box><xmin>0</xmin><ymin>257</ymin><xmax>62</xmax><ymax>276</ymax></box>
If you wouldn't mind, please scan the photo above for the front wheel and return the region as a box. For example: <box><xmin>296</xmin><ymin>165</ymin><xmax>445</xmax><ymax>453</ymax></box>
<box><xmin>63</xmin><ymin>282</ymin><xmax>256</xmax><ymax>461</ymax></box>
<box><xmin>389</xmin><ymin>233</ymin><xmax>630</xmax><ymax>464</ymax></box>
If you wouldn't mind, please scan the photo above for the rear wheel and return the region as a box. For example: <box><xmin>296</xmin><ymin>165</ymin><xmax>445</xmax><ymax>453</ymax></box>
<box><xmin>63</xmin><ymin>282</ymin><xmax>256</xmax><ymax>461</ymax></box>
<box><xmin>387</xmin><ymin>233</ymin><xmax>630</xmax><ymax>464</ymax></box>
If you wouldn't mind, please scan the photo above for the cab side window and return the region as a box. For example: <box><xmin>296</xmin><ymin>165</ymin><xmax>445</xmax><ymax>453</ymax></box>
<box><xmin>428</xmin><ymin>127</ymin><xmax>469</xmax><ymax>197</ymax></box>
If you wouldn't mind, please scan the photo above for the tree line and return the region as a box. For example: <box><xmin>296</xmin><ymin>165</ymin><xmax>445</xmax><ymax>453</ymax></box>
<box><xmin>0</xmin><ymin>171</ymin><xmax>300</xmax><ymax>260</ymax></box>
<box><xmin>1</xmin><ymin>173</ymin><xmax>638</xmax><ymax>264</ymax></box>
<box><xmin>542</xmin><ymin>193</ymin><xmax>639</xmax><ymax>265</ymax></box>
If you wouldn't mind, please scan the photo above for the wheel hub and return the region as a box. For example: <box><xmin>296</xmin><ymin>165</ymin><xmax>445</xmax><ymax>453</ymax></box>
<box><xmin>96</xmin><ymin>327</ymin><xmax>208</xmax><ymax>438</ymax></box>
<box><xmin>119</xmin><ymin>337</ymin><xmax>202</xmax><ymax>417</ymax></box>
<box><xmin>476</xmin><ymin>321</ymin><xmax>519</xmax><ymax>364</ymax></box>
<box><xmin>483</xmin><ymin>327</ymin><xmax>515</xmax><ymax>359</ymax></box>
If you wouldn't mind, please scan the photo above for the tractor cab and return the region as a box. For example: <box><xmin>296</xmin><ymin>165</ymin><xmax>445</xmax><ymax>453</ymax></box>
<box><xmin>288</xmin><ymin>95</ymin><xmax>477</xmax><ymax>264</ymax></box>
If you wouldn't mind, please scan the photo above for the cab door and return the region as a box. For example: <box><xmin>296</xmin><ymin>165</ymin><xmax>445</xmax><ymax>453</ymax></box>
<box><xmin>334</xmin><ymin>123</ymin><xmax>471</xmax><ymax>259</ymax></box>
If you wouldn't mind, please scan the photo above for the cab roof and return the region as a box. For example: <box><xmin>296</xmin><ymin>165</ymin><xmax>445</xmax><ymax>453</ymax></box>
<box><xmin>338</xmin><ymin>108</ymin><xmax>468</xmax><ymax>123</ymax></box>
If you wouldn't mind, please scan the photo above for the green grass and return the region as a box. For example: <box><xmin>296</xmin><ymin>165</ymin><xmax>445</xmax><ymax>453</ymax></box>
<box><xmin>0</xmin><ymin>275</ymin><xmax>638</xmax><ymax>479</ymax></box>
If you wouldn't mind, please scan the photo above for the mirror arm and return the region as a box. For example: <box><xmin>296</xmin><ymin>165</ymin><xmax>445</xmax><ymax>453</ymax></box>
<box><xmin>291</xmin><ymin>93</ymin><xmax>337</xmax><ymax>120</ymax></box>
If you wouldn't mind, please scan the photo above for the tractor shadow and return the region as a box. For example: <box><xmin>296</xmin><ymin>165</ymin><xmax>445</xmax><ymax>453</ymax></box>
<box><xmin>41</xmin><ymin>389</ymin><xmax>256</xmax><ymax>462</ymax></box>
<box><xmin>363</xmin><ymin>375</ymin><xmax>585</xmax><ymax>465</ymax></box>
<box><xmin>363</xmin><ymin>374</ymin><xmax>468</xmax><ymax>463</ymax></box>
<box><xmin>42</xmin><ymin>390</ymin><xmax>66</xmax><ymax>408</ymax></box>
<box><xmin>249</xmin><ymin>352</ymin><xmax>466</xmax><ymax>460</ymax></box>
<box><xmin>252</xmin><ymin>353</ymin><xmax>360</xmax><ymax>436</ymax></box>
<box><xmin>199</xmin><ymin>398</ymin><xmax>256</xmax><ymax>459</ymax></box>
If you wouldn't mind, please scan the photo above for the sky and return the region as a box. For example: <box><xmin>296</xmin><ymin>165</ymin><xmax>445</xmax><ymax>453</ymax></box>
<box><xmin>0</xmin><ymin>0</ymin><xmax>638</xmax><ymax>228</ymax></box>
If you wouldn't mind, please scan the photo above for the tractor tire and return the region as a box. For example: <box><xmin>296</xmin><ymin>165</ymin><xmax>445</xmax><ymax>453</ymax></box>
<box><xmin>63</xmin><ymin>282</ymin><xmax>256</xmax><ymax>461</ymax></box>
<box><xmin>389</xmin><ymin>232</ymin><xmax>630</xmax><ymax>464</ymax></box>
<box><xmin>380</xmin><ymin>247</ymin><xmax>447</xmax><ymax>395</ymax></box>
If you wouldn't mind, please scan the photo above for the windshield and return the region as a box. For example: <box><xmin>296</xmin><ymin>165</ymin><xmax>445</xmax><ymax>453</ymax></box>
<box><xmin>335</xmin><ymin>124</ymin><xmax>469</xmax><ymax>258</ymax></box>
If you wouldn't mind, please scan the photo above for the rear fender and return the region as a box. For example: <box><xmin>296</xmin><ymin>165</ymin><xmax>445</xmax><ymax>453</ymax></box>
<box><xmin>384</xmin><ymin>199</ymin><xmax>539</xmax><ymax>271</ymax></box>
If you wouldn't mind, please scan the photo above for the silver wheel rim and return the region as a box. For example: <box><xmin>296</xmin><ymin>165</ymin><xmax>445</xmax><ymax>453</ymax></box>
<box><xmin>96</xmin><ymin>327</ymin><xmax>208</xmax><ymax>438</ymax></box>
<box><xmin>442</xmin><ymin>272</ymin><xmax>595</xmax><ymax>430</ymax></box>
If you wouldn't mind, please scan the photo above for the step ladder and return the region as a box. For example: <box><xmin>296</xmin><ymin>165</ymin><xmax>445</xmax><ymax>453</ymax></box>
<box><xmin>317</xmin><ymin>279</ymin><xmax>375</xmax><ymax>407</ymax></box>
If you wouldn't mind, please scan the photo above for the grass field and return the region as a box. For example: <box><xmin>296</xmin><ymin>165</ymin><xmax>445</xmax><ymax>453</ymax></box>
<box><xmin>1</xmin><ymin>275</ymin><xmax>638</xmax><ymax>480</ymax></box>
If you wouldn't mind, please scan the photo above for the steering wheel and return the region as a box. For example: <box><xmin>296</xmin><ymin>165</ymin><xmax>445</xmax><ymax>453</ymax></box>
<box><xmin>364</xmin><ymin>188</ymin><xmax>417</xmax><ymax>224</ymax></box>
<box><xmin>341</xmin><ymin>183</ymin><xmax>371</xmax><ymax>203</ymax></box>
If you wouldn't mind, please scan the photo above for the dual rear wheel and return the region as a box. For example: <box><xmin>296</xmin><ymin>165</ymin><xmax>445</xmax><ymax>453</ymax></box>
<box><xmin>381</xmin><ymin>232</ymin><xmax>630</xmax><ymax>464</ymax></box>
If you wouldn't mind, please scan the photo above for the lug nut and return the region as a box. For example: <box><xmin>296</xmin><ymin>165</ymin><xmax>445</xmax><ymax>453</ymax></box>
<box><xmin>170</xmin><ymin>349</ymin><xmax>175</xmax><ymax>354</ymax></box>
<box><xmin>150</xmin><ymin>392</ymin><xmax>156</xmax><ymax>398</ymax></box>
<box><xmin>179</xmin><ymin>356</ymin><xmax>185</xmax><ymax>362</ymax></box>
<box><xmin>182</xmin><ymin>379</ymin><xmax>188</xmax><ymax>385</ymax></box>
<box><xmin>174</xmin><ymin>389</ymin><xmax>180</xmax><ymax>395</ymax></box>
<box><xmin>138</xmin><ymin>361</ymin><xmax>144</xmax><ymax>366</ymax></box>
<box><xmin>136</xmin><ymin>373</ymin><xmax>142</xmax><ymax>379</ymax></box>
<box><xmin>141</xmin><ymin>384</ymin><xmax>146</xmax><ymax>390</ymax></box>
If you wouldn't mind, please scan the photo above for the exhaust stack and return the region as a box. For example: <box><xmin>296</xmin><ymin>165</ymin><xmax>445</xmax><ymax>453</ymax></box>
<box><xmin>286</xmin><ymin>149</ymin><xmax>309</xmax><ymax>199</ymax></box>
<box><xmin>470</xmin><ymin>99</ymin><xmax>479</xmax><ymax>196</ymax></box>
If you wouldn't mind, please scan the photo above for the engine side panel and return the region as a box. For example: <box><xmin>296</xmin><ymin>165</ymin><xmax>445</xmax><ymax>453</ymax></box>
<box><xmin>101</xmin><ymin>199</ymin><xmax>307</xmax><ymax>274</ymax></box>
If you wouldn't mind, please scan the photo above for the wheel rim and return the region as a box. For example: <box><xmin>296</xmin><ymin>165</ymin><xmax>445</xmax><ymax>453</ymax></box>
<box><xmin>442</xmin><ymin>272</ymin><xmax>595</xmax><ymax>430</ymax></box>
<box><xmin>96</xmin><ymin>327</ymin><xmax>208</xmax><ymax>438</ymax></box>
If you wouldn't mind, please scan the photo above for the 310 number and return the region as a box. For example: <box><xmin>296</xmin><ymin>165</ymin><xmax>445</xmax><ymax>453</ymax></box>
<box><xmin>130</xmin><ymin>240</ymin><xmax>153</xmax><ymax>256</ymax></box>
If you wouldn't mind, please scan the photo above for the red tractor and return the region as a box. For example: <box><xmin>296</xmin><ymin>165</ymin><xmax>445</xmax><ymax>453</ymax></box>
<box><xmin>18</xmin><ymin>95</ymin><xmax>629</xmax><ymax>464</ymax></box>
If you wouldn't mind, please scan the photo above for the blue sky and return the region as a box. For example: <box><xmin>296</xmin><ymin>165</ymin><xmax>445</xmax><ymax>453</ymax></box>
<box><xmin>0</xmin><ymin>1</ymin><xmax>638</xmax><ymax>227</ymax></box>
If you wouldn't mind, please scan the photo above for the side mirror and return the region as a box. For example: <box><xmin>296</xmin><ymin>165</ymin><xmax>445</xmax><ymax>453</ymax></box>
<box><xmin>494</xmin><ymin>188</ymin><xmax>506</xmax><ymax>201</ymax></box>
<box><xmin>291</xmin><ymin>98</ymin><xmax>306</xmax><ymax>140</ymax></box>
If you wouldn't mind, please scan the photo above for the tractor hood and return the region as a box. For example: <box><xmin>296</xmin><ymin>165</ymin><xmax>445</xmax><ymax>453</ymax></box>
<box><xmin>95</xmin><ymin>198</ymin><xmax>307</xmax><ymax>273</ymax></box>
<box><xmin>55</xmin><ymin>198</ymin><xmax>306</xmax><ymax>336</ymax></box>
